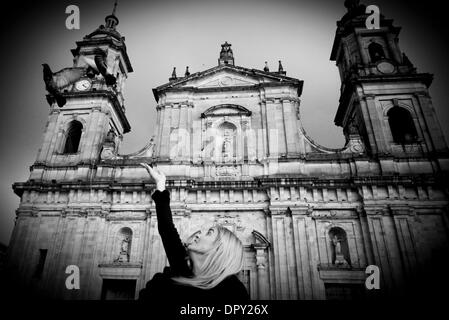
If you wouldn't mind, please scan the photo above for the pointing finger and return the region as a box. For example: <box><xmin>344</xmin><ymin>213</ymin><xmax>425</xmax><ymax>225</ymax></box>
<box><xmin>139</xmin><ymin>163</ymin><xmax>150</xmax><ymax>170</ymax></box>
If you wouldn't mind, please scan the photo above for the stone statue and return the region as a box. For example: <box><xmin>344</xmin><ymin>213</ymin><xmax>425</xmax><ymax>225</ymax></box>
<box><xmin>116</xmin><ymin>236</ymin><xmax>131</xmax><ymax>263</ymax></box>
<box><xmin>146</xmin><ymin>137</ymin><xmax>155</xmax><ymax>158</ymax></box>
<box><xmin>101</xmin><ymin>129</ymin><xmax>118</xmax><ymax>160</ymax></box>
<box><xmin>348</xmin><ymin>120</ymin><xmax>359</xmax><ymax>135</ymax></box>
<box><xmin>222</xmin><ymin>138</ymin><xmax>231</xmax><ymax>159</ymax></box>
<box><xmin>332</xmin><ymin>235</ymin><xmax>348</xmax><ymax>266</ymax></box>
<box><xmin>105</xmin><ymin>129</ymin><xmax>116</xmax><ymax>144</ymax></box>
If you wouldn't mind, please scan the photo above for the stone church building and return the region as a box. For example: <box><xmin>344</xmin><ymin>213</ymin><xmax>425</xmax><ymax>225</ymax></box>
<box><xmin>5</xmin><ymin>1</ymin><xmax>449</xmax><ymax>300</ymax></box>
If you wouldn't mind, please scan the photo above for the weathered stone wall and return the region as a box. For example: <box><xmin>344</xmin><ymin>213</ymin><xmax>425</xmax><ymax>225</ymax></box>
<box><xmin>7</xmin><ymin>171</ymin><xmax>449</xmax><ymax>299</ymax></box>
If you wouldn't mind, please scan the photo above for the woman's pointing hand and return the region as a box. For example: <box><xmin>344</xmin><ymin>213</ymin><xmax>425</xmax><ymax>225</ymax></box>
<box><xmin>140</xmin><ymin>163</ymin><xmax>166</xmax><ymax>191</ymax></box>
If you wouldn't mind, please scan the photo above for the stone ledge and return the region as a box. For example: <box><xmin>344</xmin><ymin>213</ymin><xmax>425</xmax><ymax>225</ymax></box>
<box><xmin>98</xmin><ymin>262</ymin><xmax>142</xmax><ymax>279</ymax></box>
<box><xmin>318</xmin><ymin>264</ymin><xmax>366</xmax><ymax>284</ymax></box>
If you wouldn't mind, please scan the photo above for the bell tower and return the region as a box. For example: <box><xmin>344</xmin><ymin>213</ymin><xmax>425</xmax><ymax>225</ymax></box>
<box><xmin>330</xmin><ymin>0</ymin><xmax>448</xmax><ymax>158</ymax></box>
<box><xmin>35</xmin><ymin>2</ymin><xmax>133</xmax><ymax>167</ymax></box>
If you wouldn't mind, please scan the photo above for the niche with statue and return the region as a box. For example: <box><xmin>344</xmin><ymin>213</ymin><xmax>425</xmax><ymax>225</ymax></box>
<box><xmin>114</xmin><ymin>227</ymin><xmax>133</xmax><ymax>263</ymax></box>
<box><xmin>328</xmin><ymin>227</ymin><xmax>351</xmax><ymax>267</ymax></box>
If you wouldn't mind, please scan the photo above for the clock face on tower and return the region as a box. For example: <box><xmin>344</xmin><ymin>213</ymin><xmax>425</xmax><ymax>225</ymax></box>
<box><xmin>75</xmin><ymin>79</ymin><xmax>92</xmax><ymax>91</ymax></box>
<box><xmin>376</xmin><ymin>61</ymin><xmax>396</xmax><ymax>74</ymax></box>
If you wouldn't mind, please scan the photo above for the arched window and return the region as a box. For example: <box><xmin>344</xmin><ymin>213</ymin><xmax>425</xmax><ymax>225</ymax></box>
<box><xmin>218</xmin><ymin>122</ymin><xmax>237</xmax><ymax>162</ymax></box>
<box><xmin>115</xmin><ymin>227</ymin><xmax>132</xmax><ymax>263</ymax></box>
<box><xmin>387</xmin><ymin>106</ymin><xmax>418</xmax><ymax>144</ymax></box>
<box><xmin>368</xmin><ymin>42</ymin><xmax>385</xmax><ymax>63</ymax></box>
<box><xmin>328</xmin><ymin>227</ymin><xmax>351</xmax><ymax>266</ymax></box>
<box><xmin>63</xmin><ymin>120</ymin><xmax>83</xmax><ymax>154</ymax></box>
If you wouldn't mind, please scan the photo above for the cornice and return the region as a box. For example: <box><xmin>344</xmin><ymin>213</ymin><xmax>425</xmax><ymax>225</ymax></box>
<box><xmin>72</xmin><ymin>38</ymin><xmax>133</xmax><ymax>73</ymax></box>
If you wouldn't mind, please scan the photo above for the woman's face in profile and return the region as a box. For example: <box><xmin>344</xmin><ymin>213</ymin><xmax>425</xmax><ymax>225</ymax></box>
<box><xmin>186</xmin><ymin>226</ymin><xmax>218</xmax><ymax>253</ymax></box>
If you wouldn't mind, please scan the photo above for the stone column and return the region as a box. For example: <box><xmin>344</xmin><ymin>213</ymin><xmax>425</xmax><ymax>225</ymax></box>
<box><xmin>169</xmin><ymin>104</ymin><xmax>180</xmax><ymax>161</ymax></box>
<box><xmin>77</xmin><ymin>212</ymin><xmax>99</xmax><ymax>299</ymax></box>
<box><xmin>270</xmin><ymin>208</ymin><xmax>299</xmax><ymax>299</ymax></box>
<box><xmin>291</xmin><ymin>207</ymin><xmax>323</xmax><ymax>300</ymax></box>
<box><xmin>186</xmin><ymin>103</ymin><xmax>193</xmax><ymax>161</ymax></box>
<box><xmin>386</xmin><ymin>34</ymin><xmax>402</xmax><ymax>64</ymax></box>
<box><xmin>390</xmin><ymin>207</ymin><xmax>418</xmax><ymax>284</ymax></box>
<box><xmin>154</xmin><ymin>105</ymin><xmax>163</xmax><ymax>157</ymax></box>
<box><xmin>368</xmin><ymin>95</ymin><xmax>389</xmax><ymax>153</ymax></box>
<box><xmin>178</xmin><ymin>104</ymin><xmax>188</xmax><ymax>161</ymax></box>
<box><xmin>254</xmin><ymin>245</ymin><xmax>269</xmax><ymax>299</ymax></box>
<box><xmin>414</xmin><ymin>92</ymin><xmax>447</xmax><ymax>152</ymax></box>
<box><xmin>360</xmin><ymin>95</ymin><xmax>379</xmax><ymax>153</ymax></box>
<box><xmin>81</xmin><ymin>106</ymin><xmax>100</xmax><ymax>162</ymax></box>
<box><xmin>88</xmin><ymin>107</ymin><xmax>110</xmax><ymax>161</ymax></box>
<box><xmin>356</xmin><ymin>34</ymin><xmax>369</xmax><ymax>65</ymax></box>
<box><xmin>356</xmin><ymin>207</ymin><xmax>375</xmax><ymax>265</ymax></box>
<box><xmin>274</xmin><ymin>99</ymin><xmax>286</xmax><ymax>156</ymax></box>
<box><xmin>19</xmin><ymin>213</ymin><xmax>40</xmax><ymax>286</ymax></box>
<box><xmin>365</xmin><ymin>207</ymin><xmax>406</xmax><ymax>297</ymax></box>
<box><xmin>259</xmin><ymin>100</ymin><xmax>268</xmax><ymax>160</ymax></box>
<box><xmin>159</xmin><ymin>105</ymin><xmax>172</xmax><ymax>160</ymax></box>
<box><xmin>192</xmin><ymin>107</ymin><xmax>202</xmax><ymax>163</ymax></box>
<box><xmin>265</xmin><ymin>99</ymin><xmax>279</xmax><ymax>158</ymax></box>
<box><xmin>37</xmin><ymin>108</ymin><xmax>60</xmax><ymax>163</ymax></box>
<box><xmin>86</xmin><ymin>210</ymin><xmax>108</xmax><ymax>299</ymax></box>
<box><xmin>282</xmin><ymin>99</ymin><xmax>300</xmax><ymax>156</ymax></box>
<box><xmin>342</xmin><ymin>42</ymin><xmax>353</xmax><ymax>69</ymax></box>
<box><xmin>245</xmin><ymin>117</ymin><xmax>256</xmax><ymax>161</ymax></box>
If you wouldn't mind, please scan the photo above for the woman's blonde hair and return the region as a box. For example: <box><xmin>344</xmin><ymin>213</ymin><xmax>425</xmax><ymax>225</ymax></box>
<box><xmin>171</xmin><ymin>225</ymin><xmax>244</xmax><ymax>289</ymax></box>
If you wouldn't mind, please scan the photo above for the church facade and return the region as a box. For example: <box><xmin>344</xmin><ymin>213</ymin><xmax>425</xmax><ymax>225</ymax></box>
<box><xmin>5</xmin><ymin>1</ymin><xmax>449</xmax><ymax>300</ymax></box>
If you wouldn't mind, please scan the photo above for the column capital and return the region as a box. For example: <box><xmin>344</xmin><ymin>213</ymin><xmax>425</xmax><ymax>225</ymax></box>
<box><xmin>413</xmin><ymin>91</ymin><xmax>430</xmax><ymax>99</ymax></box>
<box><xmin>363</xmin><ymin>94</ymin><xmax>376</xmax><ymax>101</ymax></box>
<box><xmin>290</xmin><ymin>205</ymin><xmax>313</xmax><ymax>216</ymax></box>
<box><xmin>255</xmin><ymin>253</ymin><xmax>267</xmax><ymax>269</ymax></box>
<box><xmin>263</xmin><ymin>208</ymin><xmax>271</xmax><ymax>217</ymax></box>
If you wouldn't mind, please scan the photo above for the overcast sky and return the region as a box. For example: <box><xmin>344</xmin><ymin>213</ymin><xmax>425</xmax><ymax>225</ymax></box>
<box><xmin>0</xmin><ymin>0</ymin><xmax>447</xmax><ymax>245</ymax></box>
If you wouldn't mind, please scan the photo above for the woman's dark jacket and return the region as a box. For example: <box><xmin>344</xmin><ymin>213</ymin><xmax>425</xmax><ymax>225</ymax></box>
<box><xmin>138</xmin><ymin>189</ymin><xmax>250</xmax><ymax>302</ymax></box>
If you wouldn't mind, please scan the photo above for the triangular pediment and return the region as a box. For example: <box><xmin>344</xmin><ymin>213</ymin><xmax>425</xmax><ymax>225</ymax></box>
<box><xmin>177</xmin><ymin>68</ymin><xmax>278</xmax><ymax>89</ymax></box>
<box><xmin>187</xmin><ymin>69</ymin><xmax>265</xmax><ymax>89</ymax></box>
<box><xmin>153</xmin><ymin>64</ymin><xmax>303</xmax><ymax>101</ymax></box>
<box><xmin>156</xmin><ymin>65</ymin><xmax>299</xmax><ymax>90</ymax></box>
<box><xmin>195</xmin><ymin>74</ymin><xmax>256</xmax><ymax>88</ymax></box>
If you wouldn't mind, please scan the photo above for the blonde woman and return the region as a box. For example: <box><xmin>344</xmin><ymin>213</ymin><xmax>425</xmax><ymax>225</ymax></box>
<box><xmin>139</xmin><ymin>163</ymin><xmax>249</xmax><ymax>301</ymax></box>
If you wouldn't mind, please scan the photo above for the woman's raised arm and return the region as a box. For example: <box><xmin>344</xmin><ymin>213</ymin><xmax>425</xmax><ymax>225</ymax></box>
<box><xmin>140</xmin><ymin>163</ymin><xmax>191</xmax><ymax>276</ymax></box>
